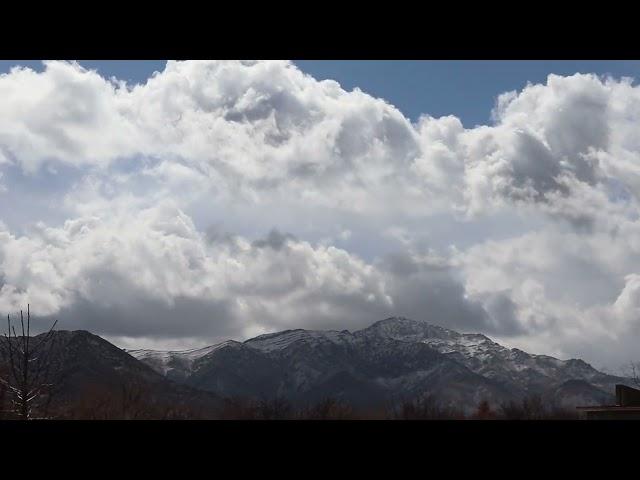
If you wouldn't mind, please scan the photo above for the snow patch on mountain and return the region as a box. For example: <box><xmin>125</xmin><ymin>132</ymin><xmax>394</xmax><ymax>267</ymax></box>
<box><xmin>127</xmin><ymin>340</ymin><xmax>240</xmax><ymax>378</ymax></box>
<box><xmin>244</xmin><ymin>328</ymin><xmax>354</xmax><ymax>353</ymax></box>
<box><xmin>130</xmin><ymin>316</ymin><xmax>628</xmax><ymax>407</ymax></box>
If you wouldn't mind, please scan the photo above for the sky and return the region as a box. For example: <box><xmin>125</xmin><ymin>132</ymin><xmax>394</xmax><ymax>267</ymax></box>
<box><xmin>5</xmin><ymin>60</ymin><xmax>640</xmax><ymax>127</ymax></box>
<box><xmin>2</xmin><ymin>60</ymin><xmax>640</xmax><ymax>371</ymax></box>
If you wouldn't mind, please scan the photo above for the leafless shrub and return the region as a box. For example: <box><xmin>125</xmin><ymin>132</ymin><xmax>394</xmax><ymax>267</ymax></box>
<box><xmin>471</xmin><ymin>399</ymin><xmax>497</xmax><ymax>420</ymax></box>
<box><xmin>256</xmin><ymin>397</ymin><xmax>293</xmax><ymax>419</ymax></box>
<box><xmin>389</xmin><ymin>395</ymin><xmax>466</xmax><ymax>420</ymax></box>
<box><xmin>0</xmin><ymin>364</ymin><xmax>8</xmax><ymax>420</ymax></box>
<box><xmin>54</xmin><ymin>381</ymin><xmax>218</xmax><ymax>420</ymax></box>
<box><xmin>217</xmin><ymin>396</ymin><xmax>295</xmax><ymax>420</ymax></box>
<box><xmin>623</xmin><ymin>361</ymin><xmax>640</xmax><ymax>388</ymax></box>
<box><xmin>219</xmin><ymin>396</ymin><xmax>360</xmax><ymax>420</ymax></box>
<box><xmin>0</xmin><ymin>305</ymin><xmax>58</xmax><ymax>420</ymax></box>
<box><xmin>498</xmin><ymin>394</ymin><xmax>577</xmax><ymax>420</ymax></box>
<box><xmin>299</xmin><ymin>397</ymin><xmax>356</xmax><ymax>420</ymax></box>
<box><xmin>218</xmin><ymin>397</ymin><xmax>261</xmax><ymax>420</ymax></box>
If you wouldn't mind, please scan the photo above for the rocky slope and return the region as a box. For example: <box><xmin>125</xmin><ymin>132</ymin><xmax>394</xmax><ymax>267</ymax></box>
<box><xmin>129</xmin><ymin>317</ymin><xmax>627</xmax><ymax>411</ymax></box>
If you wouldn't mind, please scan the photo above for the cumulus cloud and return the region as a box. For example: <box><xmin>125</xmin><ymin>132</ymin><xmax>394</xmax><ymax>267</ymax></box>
<box><xmin>4</xmin><ymin>61</ymin><xmax>640</xmax><ymax>367</ymax></box>
<box><xmin>375</xmin><ymin>250</ymin><xmax>520</xmax><ymax>335</ymax></box>
<box><xmin>0</xmin><ymin>63</ymin><xmax>633</xmax><ymax>216</ymax></box>
<box><xmin>0</xmin><ymin>202</ymin><xmax>505</xmax><ymax>352</ymax></box>
<box><xmin>455</xmin><ymin>224</ymin><xmax>640</xmax><ymax>367</ymax></box>
<box><xmin>0</xmin><ymin>61</ymin><xmax>427</xmax><ymax>214</ymax></box>
<box><xmin>0</xmin><ymin>203</ymin><xmax>395</xmax><ymax>341</ymax></box>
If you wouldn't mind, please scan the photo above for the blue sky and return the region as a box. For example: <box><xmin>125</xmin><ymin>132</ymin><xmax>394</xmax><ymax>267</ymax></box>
<box><xmin>3</xmin><ymin>60</ymin><xmax>640</xmax><ymax>126</ymax></box>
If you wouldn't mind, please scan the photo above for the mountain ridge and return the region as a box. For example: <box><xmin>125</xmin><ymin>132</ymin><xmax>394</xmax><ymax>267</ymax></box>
<box><xmin>127</xmin><ymin>316</ymin><xmax>627</xmax><ymax>411</ymax></box>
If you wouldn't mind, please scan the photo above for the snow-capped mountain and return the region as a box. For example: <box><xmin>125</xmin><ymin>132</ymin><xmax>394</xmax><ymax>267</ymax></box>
<box><xmin>360</xmin><ymin>317</ymin><xmax>621</xmax><ymax>394</ymax></box>
<box><xmin>127</xmin><ymin>341</ymin><xmax>240</xmax><ymax>382</ymax></box>
<box><xmin>128</xmin><ymin>317</ymin><xmax>626</xmax><ymax>411</ymax></box>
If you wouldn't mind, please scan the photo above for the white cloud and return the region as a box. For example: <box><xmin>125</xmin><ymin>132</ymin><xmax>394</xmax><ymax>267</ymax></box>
<box><xmin>0</xmin><ymin>202</ymin><xmax>393</xmax><ymax>341</ymax></box>
<box><xmin>3</xmin><ymin>61</ymin><xmax>640</xmax><ymax>368</ymax></box>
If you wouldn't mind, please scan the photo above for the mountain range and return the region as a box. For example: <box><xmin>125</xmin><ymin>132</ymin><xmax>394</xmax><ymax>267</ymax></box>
<box><xmin>127</xmin><ymin>316</ymin><xmax>626</xmax><ymax>412</ymax></box>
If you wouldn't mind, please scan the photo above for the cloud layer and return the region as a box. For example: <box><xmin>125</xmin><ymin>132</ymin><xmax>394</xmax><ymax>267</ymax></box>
<box><xmin>3</xmin><ymin>60</ymin><xmax>640</xmax><ymax>369</ymax></box>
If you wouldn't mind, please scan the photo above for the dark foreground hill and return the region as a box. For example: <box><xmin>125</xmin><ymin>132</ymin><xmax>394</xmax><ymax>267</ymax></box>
<box><xmin>0</xmin><ymin>330</ymin><xmax>221</xmax><ymax>419</ymax></box>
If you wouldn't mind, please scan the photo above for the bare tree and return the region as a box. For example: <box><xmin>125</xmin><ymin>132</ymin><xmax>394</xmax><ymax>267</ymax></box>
<box><xmin>389</xmin><ymin>394</ymin><xmax>466</xmax><ymax>420</ymax></box>
<box><xmin>0</xmin><ymin>364</ymin><xmax>8</xmax><ymax>420</ymax></box>
<box><xmin>301</xmin><ymin>397</ymin><xmax>356</xmax><ymax>420</ymax></box>
<box><xmin>623</xmin><ymin>361</ymin><xmax>640</xmax><ymax>388</ymax></box>
<box><xmin>0</xmin><ymin>305</ymin><xmax>58</xmax><ymax>420</ymax></box>
<box><xmin>256</xmin><ymin>396</ymin><xmax>293</xmax><ymax>419</ymax></box>
<box><xmin>471</xmin><ymin>399</ymin><xmax>496</xmax><ymax>420</ymax></box>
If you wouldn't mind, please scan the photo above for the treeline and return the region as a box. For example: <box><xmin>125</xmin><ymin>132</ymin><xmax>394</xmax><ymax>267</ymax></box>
<box><xmin>0</xmin><ymin>381</ymin><xmax>580</xmax><ymax>419</ymax></box>
<box><xmin>214</xmin><ymin>395</ymin><xmax>580</xmax><ymax>420</ymax></box>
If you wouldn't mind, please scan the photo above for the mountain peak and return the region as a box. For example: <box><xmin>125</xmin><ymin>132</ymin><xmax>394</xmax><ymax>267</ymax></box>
<box><xmin>358</xmin><ymin>316</ymin><xmax>460</xmax><ymax>342</ymax></box>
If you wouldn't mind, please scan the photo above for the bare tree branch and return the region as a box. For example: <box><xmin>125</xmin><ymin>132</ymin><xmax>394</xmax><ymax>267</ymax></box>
<box><xmin>0</xmin><ymin>305</ymin><xmax>59</xmax><ymax>419</ymax></box>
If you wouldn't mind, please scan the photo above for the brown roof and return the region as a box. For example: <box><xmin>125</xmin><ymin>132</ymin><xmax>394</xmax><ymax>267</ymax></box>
<box><xmin>576</xmin><ymin>406</ymin><xmax>640</xmax><ymax>412</ymax></box>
